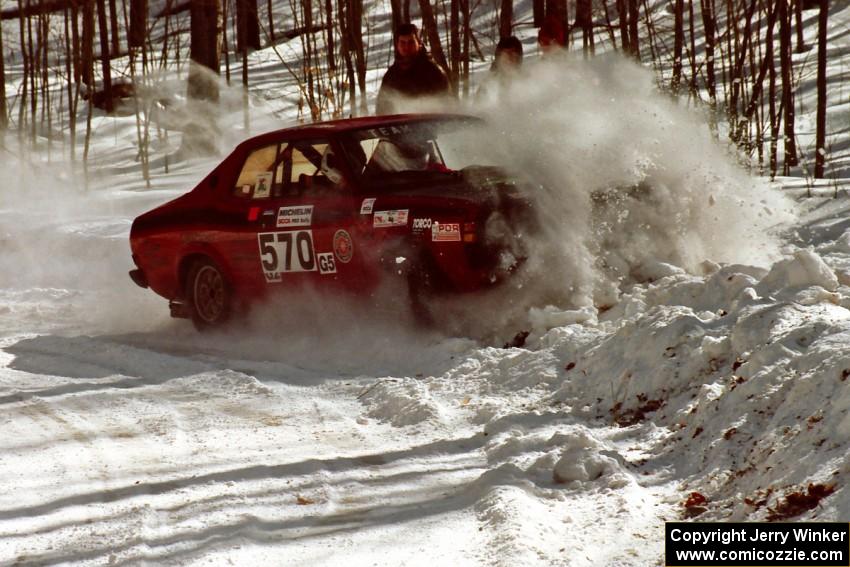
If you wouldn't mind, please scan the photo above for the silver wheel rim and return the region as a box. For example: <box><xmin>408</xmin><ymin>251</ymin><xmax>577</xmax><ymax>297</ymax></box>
<box><xmin>194</xmin><ymin>265</ymin><xmax>225</xmax><ymax>323</ymax></box>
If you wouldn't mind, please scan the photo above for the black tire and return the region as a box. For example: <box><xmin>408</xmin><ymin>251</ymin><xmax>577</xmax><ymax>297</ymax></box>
<box><xmin>186</xmin><ymin>258</ymin><xmax>232</xmax><ymax>331</ymax></box>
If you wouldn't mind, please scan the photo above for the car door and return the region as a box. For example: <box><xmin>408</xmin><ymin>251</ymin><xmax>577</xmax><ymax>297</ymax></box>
<box><xmin>256</xmin><ymin>137</ymin><xmax>370</xmax><ymax>294</ymax></box>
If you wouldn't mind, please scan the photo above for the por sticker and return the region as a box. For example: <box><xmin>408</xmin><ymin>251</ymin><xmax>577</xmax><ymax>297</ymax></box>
<box><xmin>333</xmin><ymin>230</ymin><xmax>354</xmax><ymax>263</ymax></box>
<box><xmin>432</xmin><ymin>222</ymin><xmax>461</xmax><ymax>242</ymax></box>
<box><xmin>360</xmin><ymin>198</ymin><xmax>376</xmax><ymax>215</ymax></box>
<box><xmin>277</xmin><ymin>205</ymin><xmax>314</xmax><ymax>228</ymax></box>
<box><xmin>373</xmin><ymin>209</ymin><xmax>409</xmax><ymax>228</ymax></box>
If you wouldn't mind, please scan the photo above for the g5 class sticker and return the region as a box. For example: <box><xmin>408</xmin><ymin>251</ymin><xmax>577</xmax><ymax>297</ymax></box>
<box><xmin>258</xmin><ymin>230</ymin><xmax>317</xmax><ymax>282</ymax></box>
<box><xmin>277</xmin><ymin>205</ymin><xmax>314</xmax><ymax>228</ymax></box>
<box><xmin>317</xmin><ymin>253</ymin><xmax>337</xmax><ymax>274</ymax></box>
<box><xmin>333</xmin><ymin>230</ymin><xmax>354</xmax><ymax>263</ymax></box>
<box><xmin>432</xmin><ymin>222</ymin><xmax>461</xmax><ymax>242</ymax></box>
<box><xmin>360</xmin><ymin>198</ymin><xmax>376</xmax><ymax>215</ymax></box>
<box><xmin>373</xmin><ymin>209</ymin><xmax>409</xmax><ymax>228</ymax></box>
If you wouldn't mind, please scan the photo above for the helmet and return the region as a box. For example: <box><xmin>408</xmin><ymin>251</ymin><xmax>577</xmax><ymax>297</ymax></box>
<box><xmin>321</xmin><ymin>147</ymin><xmax>343</xmax><ymax>184</ymax></box>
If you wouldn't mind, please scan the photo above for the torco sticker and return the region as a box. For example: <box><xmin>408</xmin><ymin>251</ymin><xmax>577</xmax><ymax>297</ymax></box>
<box><xmin>333</xmin><ymin>229</ymin><xmax>354</xmax><ymax>263</ymax></box>
<box><xmin>412</xmin><ymin>218</ymin><xmax>432</xmax><ymax>234</ymax></box>
<box><xmin>258</xmin><ymin>230</ymin><xmax>317</xmax><ymax>282</ymax></box>
<box><xmin>317</xmin><ymin>253</ymin><xmax>337</xmax><ymax>274</ymax></box>
<box><xmin>432</xmin><ymin>222</ymin><xmax>461</xmax><ymax>242</ymax></box>
<box><xmin>373</xmin><ymin>209</ymin><xmax>409</xmax><ymax>228</ymax></box>
<box><xmin>360</xmin><ymin>198</ymin><xmax>376</xmax><ymax>215</ymax></box>
<box><xmin>277</xmin><ymin>205</ymin><xmax>314</xmax><ymax>228</ymax></box>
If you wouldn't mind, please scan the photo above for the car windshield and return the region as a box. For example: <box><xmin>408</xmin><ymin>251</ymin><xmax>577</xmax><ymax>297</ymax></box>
<box><xmin>342</xmin><ymin>117</ymin><xmax>499</xmax><ymax>184</ymax></box>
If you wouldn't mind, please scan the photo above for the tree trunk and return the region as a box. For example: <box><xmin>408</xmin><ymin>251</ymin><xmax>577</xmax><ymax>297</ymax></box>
<box><xmin>0</xmin><ymin>7</ymin><xmax>6</xmax><ymax>132</ymax></box>
<box><xmin>576</xmin><ymin>0</ymin><xmax>593</xmax><ymax>55</ymax></box>
<box><xmin>324</xmin><ymin>0</ymin><xmax>335</xmax><ymax>79</ymax></box>
<box><xmin>461</xmin><ymin>0</ymin><xmax>469</xmax><ymax>96</ymax></box>
<box><xmin>96</xmin><ymin>0</ymin><xmax>114</xmax><ymax>112</ymax></box>
<box><xmin>108</xmin><ymin>0</ymin><xmax>120</xmax><ymax>54</ymax></box>
<box><xmin>778</xmin><ymin>0</ymin><xmax>797</xmax><ymax>170</ymax></box>
<box><xmin>129</xmin><ymin>0</ymin><xmax>146</xmax><ymax>47</ymax></box>
<box><xmin>450</xmin><ymin>0</ymin><xmax>459</xmax><ymax>92</ymax></box>
<box><xmin>767</xmin><ymin>0</ymin><xmax>778</xmax><ymax>177</ymax></box>
<box><xmin>794</xmin><ymin>0</ymin><xmax>806</xmax><ymax>52</ymax></box>
<box><xmin>671</xmin><ymin>0</ymin><xmax>683</xmax><ymax>94</ymax></box>
<box><xmin>349</xmin><ymin>0</ymin><xmax>367</xmax><ymax>114</ymax></box>
<box><xmin>814</xmin><ymin>0</ymin><xmax>827</xmax><ymax>178</ymax></box>
<box><xmin>188</xmin><ymin>0</ymin><xmax>221</xmax><ymax>102</ymax></box>
<box><xmin>533</xmin><ymin>0</ymin><xmax>544</xmax><ymax>27</ymax></box>
<box><xmin>499</xmin><ymin>0</ymin><xmax>512</xmax><ymax>38</ymax></box>
<box><xmin>628</xmin><ymin>0</ymin><xmax>639</xmax><ymax>59</ymax></box>
<box><xmin>418</xmin><ymin>0</ymin><xmax>449</xmax><ymax>73</ymax></box>
<box><xmin>616</xmin><ymin>0</ymin><xmax>630</xmax><ymax>54</ymax></box>
<box><xmin>700</xmin><ymin>0</ymin><xmax>716</xmax><ymax>110</ymax></box>
<box><xmin>236</xmin><ymin>0</ymin><xmax>260</xmax><ymax>52</ymax></box>
<box><xmin>267</xmin><ymin>0</ymin><xmax>274</xmax><ymax>42</ymax></box>
<box><xmin>390</xmin><ymin>0</ymin><xmax>402</xmax><ymax>32</ymax></box>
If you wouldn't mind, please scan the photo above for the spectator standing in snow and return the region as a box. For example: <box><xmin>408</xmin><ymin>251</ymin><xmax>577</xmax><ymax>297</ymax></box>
<box><xmin>476</xmin><ymin>36</ymin><xmax>524</xmax><ymax>104</ymax></box>
<box><xmin>375</xmin><ymin>23</ymin><xmax>451</xmax><ymax>115</ymax></box>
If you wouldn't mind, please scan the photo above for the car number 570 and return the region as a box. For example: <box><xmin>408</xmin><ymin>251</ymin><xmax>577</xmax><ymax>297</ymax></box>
<box><xmin>258</xmin><ymin>230</ymin><xmax>316</xmax><ymax>282</ymax></box>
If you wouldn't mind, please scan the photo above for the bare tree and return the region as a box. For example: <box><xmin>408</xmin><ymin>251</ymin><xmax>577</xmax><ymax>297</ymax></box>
<box><xmin>188</xmin><ymin>0</ymin><xmax>221</xmax><ymax>102</ymax></box>
<box><xmin>499</xmin><ymin>0</ymin><xmax>512</xmax><ymax>38</ymax></box>
<box><xmin>390</xmin><ymin>0</ymin><xmax>402</xmax><ymax>31</ymax></box>
<box><xmin>108</xmin><ymin>0</ymin><xmax>120</xmax><ymax>54</ymax></box>
<box><xmin>236</xmin><ymin>0</ymin><xmax>260</xmax><ymax>52</ymax></box>
<box><xmin>627</xmin><ymin>0</ymin><xmax>639</xmax><ymax>59</ymax></box>
<box><xmin>129</xmin><ymin>0</ymin><xmax>146</xmax><ymax>47</ymax></box>
<box><xmin>814</xmin><ymin>0</ymin><xmax>827</xmax><ymax>178</ymax></box>
<box><xmin>418</xmin><ymin>0</ymin><xmax>449</xmax><ymax>73</ymax></box>
<box><xmin>450</xmin><ymin>0</ymin><xmax>459</xmax><ymax>92</ymax></box>
<box><xmin>777</xmin><ymin>0</ymin><xmax>797</xmax><ymax>171</ymax></box>
<box><xmin>671</xmin><ymin>0</ymin><xmax>683</xmax><ymax>94</ymax></box>
<box><xmin>700</xmin><ymin>0</ymin><xmax>717</xmax><ymax>123</ymax></box>
<box><xmin>96</xmin><ymin>0</ymin><xmax>114</xmax><ymax>113</ymax></box>
<box><xmin>576</xmin><ymin>0</ymin><xmax>594</xmax><ymax>55</ymax></box>
<box><xmin>0</xmin><ymin>15</ymin><xmax>7</xmax><ymax>132</ymax></box>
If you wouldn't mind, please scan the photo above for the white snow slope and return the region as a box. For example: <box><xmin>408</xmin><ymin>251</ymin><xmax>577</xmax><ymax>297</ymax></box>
<box><xmin>2</xmin><ymin>1</ymin><xmax>850</xmax><ymax>565</ymax></box>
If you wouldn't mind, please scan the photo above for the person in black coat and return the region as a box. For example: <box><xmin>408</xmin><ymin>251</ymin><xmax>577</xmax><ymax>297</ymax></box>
<box><xmin>375</xmin><ymin>23</ymin><xmax>451</xmax><ymax>115</ymax></box>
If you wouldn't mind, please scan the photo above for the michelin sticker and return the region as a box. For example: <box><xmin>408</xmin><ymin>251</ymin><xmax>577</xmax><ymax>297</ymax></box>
<box><xmin>373</xmin><ymin>209</ymin><xmax>409</xmax><ymax>228</ymax></box>
<box><xmin>432</xmin><ymin>221</ymin><xmax>461</xmax><ymax>242</ymax></box>
<box><xmin>277</xmin><ymin>205</ymin><xmax>314</xmax><ymax>228</ymax></box>
<box><xmin>360</xmin><ymin>198</ymin><xmax>376</xmax><ymax>215</ymax></box>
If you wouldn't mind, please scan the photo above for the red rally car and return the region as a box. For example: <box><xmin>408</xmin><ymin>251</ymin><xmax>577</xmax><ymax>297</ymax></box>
<box><xmin>128</xmin><ymin>113</ymin><xmax>540</xmax><ymax>329</ymax></box>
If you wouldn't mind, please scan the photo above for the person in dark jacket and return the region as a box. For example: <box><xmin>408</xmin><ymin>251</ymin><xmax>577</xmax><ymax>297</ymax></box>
<box><xmin>375</xmin><ymin>23</ymin><xmax>451</xmax><ymax>115</ymax></box>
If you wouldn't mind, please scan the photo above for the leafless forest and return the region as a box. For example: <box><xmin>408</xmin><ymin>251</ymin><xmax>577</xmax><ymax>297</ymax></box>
<box><xmin>0</xmin><ymin>0</ymin><xmax>837</xmax><ymax>182</ymax></box>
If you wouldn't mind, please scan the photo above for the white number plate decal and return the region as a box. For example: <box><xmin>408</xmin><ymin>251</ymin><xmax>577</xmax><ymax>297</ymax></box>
<box><xmin>258</xmin><ymin>230</ymin><xmax>317</xmax><ymax>282</ymax></box>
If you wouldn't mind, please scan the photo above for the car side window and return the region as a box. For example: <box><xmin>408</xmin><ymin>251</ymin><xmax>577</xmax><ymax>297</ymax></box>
<box><xmin>283</xmin><ymin>140</ymin><xmax>343</xmax><ymax>196</ymax></box>
<box><xmin>233</xmin><ymin>143</ymin><xmax>288</xmax><ymax>199</ymax></box>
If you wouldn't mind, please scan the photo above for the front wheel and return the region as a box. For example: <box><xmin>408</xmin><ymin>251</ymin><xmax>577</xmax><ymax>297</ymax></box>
<box><xmin>186</xmin><ymin>258</ymin><xmax>232</xmax><ymax>331</ymax></box>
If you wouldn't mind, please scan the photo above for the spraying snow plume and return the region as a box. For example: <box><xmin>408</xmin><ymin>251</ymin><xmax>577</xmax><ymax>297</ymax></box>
<box><xmin>464</xmin><ymin>54</ymin><xmax>796</xmax><ymax>305</ymax></box>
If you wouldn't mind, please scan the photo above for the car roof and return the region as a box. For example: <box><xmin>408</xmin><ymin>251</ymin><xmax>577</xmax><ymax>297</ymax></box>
<box><xmin>241</xmin><ymin>113</ymin><xmax>480</xmax><ymax>148</ymax></box>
